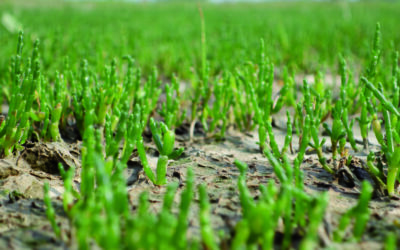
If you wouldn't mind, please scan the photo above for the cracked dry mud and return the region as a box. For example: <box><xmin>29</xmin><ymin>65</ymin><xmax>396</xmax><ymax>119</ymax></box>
<box><xmin>0</xmin><ymin>118</ymin><xmax>399</xmax><ymax>249</ymax></box>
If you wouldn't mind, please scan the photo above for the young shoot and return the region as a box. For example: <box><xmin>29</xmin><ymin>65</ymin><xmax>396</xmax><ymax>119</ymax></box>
<box><xmin>323</xmin><ymin>101</ymin><xmax>346</xmax><ymax>160</ymax></box>
<box><xmin>136</xmin><ymin>118</ymin><xmax>184</xmax><ymax>185</ymax></box>
<box><xmin>159</xmin><ymin>74</ymin><xmax>186</xmax><ymax>130</ymax></box>
<box><xmin>43</xmin><ymin>182</ymin><xmax>61</xmax><ymax>238</ymax></box>
<box><xmin>0</xmin><ymin>32</ymin><xmax>36</xmax><ymax>156</ymax></box>
<box><xmin>333</xmin><ymin>181</ymin><xmax>373</xmax><ymax>242</ymax></box>
<box><xmin>303</xmin><ymin>80</ymin><xmax>335</xmax><ymax>174</ymax></box>
<box><xmin>198</xmin><ymin>184</ymin><xmax>218</xmax><ymax>250</ymax></box>
<box><xmin>364</xmin><ymin>78</ymin><xmax>400</xmax><ymax>197</ymax></box>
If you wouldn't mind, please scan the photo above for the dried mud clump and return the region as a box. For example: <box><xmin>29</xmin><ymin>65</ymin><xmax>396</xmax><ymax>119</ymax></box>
<box><xmin>20</xmin><ymin>142</ymin><xmax>79</xmax><ymax>175</ymax></box>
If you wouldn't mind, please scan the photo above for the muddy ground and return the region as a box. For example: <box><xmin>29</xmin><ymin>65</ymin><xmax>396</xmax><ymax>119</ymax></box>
<box><xmin>1</xmin><ymin>112</ymin><xmax>399</xmax><ymax>250</ymax></box>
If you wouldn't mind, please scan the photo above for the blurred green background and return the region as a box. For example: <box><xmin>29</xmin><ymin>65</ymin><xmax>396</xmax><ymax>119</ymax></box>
<box><xmin>0</xmin><ymin>0</ymin><xmax>399</xmax><ymax>80</ymax></box>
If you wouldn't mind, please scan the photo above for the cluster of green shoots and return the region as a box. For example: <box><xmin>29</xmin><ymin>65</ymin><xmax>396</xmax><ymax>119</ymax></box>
<box><xmin>233</xmin><ymin>159</ymin><xmax>329</xmax><ymax>250</ymax></box>
<box><xmin>244</xmin><ymin>127</ymin><xmax>374</xmax><ymax>248</ymax></box>
<box><xmin>46</xmin><ymin>116</ymin><xmax>221</xmax><ymax>248</ymax></box>
<box><xmin>0</xmin><ymin>32</ymin><xmax>34</xmax><ymax>156</ymax></box>
<box><xmin>240</xmin><ymin>23</ymin><xmax>400</xmax><ymax>199</ymax></box>
<box><xmin>363</xmin><ymin>76</ymin><xmax>400</xmax><ymax>197</ymax></box>
<box><xmin>41</xmin><ymin>96</ymin><xmax>193</xmax><ymax>248</ymax></box>
<box><xmin>0</xmin><ymin>32</ymin><xmax>185</xmax><ymax>188</ymax></box>
<box><xmin>231</xmin><ymin>155</ymin><xmax>373</xmax><ymax>249</ymax></box>
<box><xmin>54</xmin><ymin>122</ymin><xmax>196</xmax><ymax>249</ymax></box>
<box><xmin>137</xmin><ymin>118</ymin><xmax>184</xmax><ymax>186</ymax></box>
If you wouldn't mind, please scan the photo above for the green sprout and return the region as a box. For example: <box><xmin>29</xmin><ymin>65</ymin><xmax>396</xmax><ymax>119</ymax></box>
<box><xmin>366</xmin><ymin>22</ymin><xmax>381</xmax><ymax>80</ymax></box>
<box><xmin>58</xmin><ymin>163</ymin><xmax>79</xmax><ymax>212</ymax></box>
<box><xmin>364</xmin><ymin>78</ymin><xmax>400</xmax><ymax>197</ymax></box>
<box><xmin>136</xmin><ymin>137</ymin><xmax>156</xmax><ymax>185</ymax></box>
<box><xmin>159</xmin><ymin>74</ymin><xmax>186</xmax><ymax>130</ymax></box>
<box><xmin>357</xmin><ymin>91</ymin><xmax>372</xmax><ymax>150</ymax></box>
<box><xmin>339</xmin><ymin>56</ymin><xmax>358</xmax><ymax>151</ymax></box>
<box><xmin>208</xmin><ymin>73</ymin><xmax>233</xmax><ymax>138</ymax></box>
<box><xmin>0</xmin><ymin>32</ymin><xmax>36</xmax><ymax>156</ymax></box>
<box><xmin>60</xmin><ymin>123</ymin><xmax>197</xmax><ymax>249</ymax></box>
<box><xmin>232</xmin><ymin>67</ymin><xmax>255</xmax><ymax>131</ymax></box>
<box><xmin>150</xmin><ymin>117</ymin><xmax>184</xmax><ymax>159</ymax></box>
<box><xmin>173</xmin><ymin>167</ymin><xmax>194</xmax><ymax>248</ymax></box>
<box><xmin>384</xmin><ymin>233</ymin><xmax>397</xmax><ymax>250</ymax></box>
<box><xmin>43</xmin><ymin>182</ymin><xmax>61</xmax><ymax>238</ymax></box>
<box><xmin>234</xmin><ymin>159</ymin><xmax>329</xmax><ymax>249</ymax></box>
<box><xmin>31</xmin><ymin>38</ymin><xmax>68</xmax><ymax>142</ymax></box>
<box><xmin>363</xmin><ymin>78</ymin><xmax>400</xmax><ymax>117</ymax></box>
<box><xmin>323</xmin><ymin>101</ymin><xmax>346</xmax><ymax>160</ymax></box>
<box><xmin>333</xmin><ymin>181</ymin><xmax>373</xmax><ymax>242</ymax></box>
<box><xmin>198</xmin><ymin>184</ymin><xmax>218</xmax><ymax>250</ymax></box>
<box><xmin>137</xmin><ymin>118</ymin><xmax>184</xmax><ymax>185</ymax></box>
<box><xmin>303</xmin><ymin>80</ymin><xmax>335</xmax><ymax>174</ymax></box>
<box><xmin>299</xmin><ymin>193</ymin><xmax>329</xmax><ymax>250</ymax></box>
<box><xmin>105</xmin><ymin>103</ymin><xmax>143</xmax><ymax>163</ymax></box>
<box><xmin>190</xmin><ymin>5</ymin><xmax>210</xmax><ymax>139</ymax></box>
<box><xmin>364</xmin><ymin>152</ymin><xmax>387</xmax><ymax>195</ymax></box>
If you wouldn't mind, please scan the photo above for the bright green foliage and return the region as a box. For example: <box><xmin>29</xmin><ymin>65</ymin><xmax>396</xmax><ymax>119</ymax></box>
<box><xmin>384</xmin><ymin>233</ymin><xmax>397</xmax><ymax>250</ymax></box>
<box><xmin>125</xmin><ymin>171</ymin><xmax>193</xmax><ymax>249</ymax></box>
<box><xmin>72</xmin><ymin>126</ymin><xmax>124</xmax><ymax>249</ymax></box>
<box><xmin>333</xmin><ymin>181</ymin><xmax>373</xmax><ymax>242</ymax></box>
<box><xmin>238</xmin><ymin>39</ymin><xmax>290</xmax><ymax>152</ymax></box>
<box><xmin>303</xmin><ymin>80</ymin><xmax>335</xmax><ymax>174</ymax></box>
<box><xmin>323</xmin><ymin>101</ymin><xmax>346</xmax><ymax>160</ymax></box>
<box><xmin>0</xmin><ymin>32</ymin><xmax>36</xmax><ymax>156</ymax></box>
<box><xmin>365</xmin><ymin>152</ymin><xmax>387</xmax><ymax>194</ymax></box>
<box><xmin>282</xmin><ymin>111</ymin><xmax>293</xmax><ymax>155</ymax></box>
<box><xmin>0</xmin><ymin>31</ymin><xmax>164</xmax><ymax>156</ymax></box>
<box><xmin>233</xmin><ymin>160</ymin><xmax>329</xmax><ymax>250</ymax></box>
<box><xmin>1</xmin><ymin>3</ymin><xmax>400</xmax><ymax>79</ymax></box>
<box><xmin>193</xmin><ymin>5</ymin><xmax>211</xmax><ymax>135</ymax></box>
<box><xmin>137</xmin><ymin>118</ymin><xmax>184</xmax><ymax>185</ymax></box>
<box><xmin>339</xmin><ymin>56</ymin><xmax>358</xmax><ymax>152</ymax></box>
<box><xmin>32</xmin><ymin>38</ymin><xmax>68</xmax><ymax>142</ymax></box>
<box><xmin>364</xmin><ymin>78</ymin><xmax>400</xmax><ymax>117</ymax></box>
<box><xmin>43</xmin><ymin>182</ymin><xmax>61</xmax><ymax>238</ymax></box>
<box><xmin>263</xmin><ymin>112</ymin><xmax>293</xmax><ymax>160</ymax></box>
<box><xmin>137</xmin><ymin>137</ymin><xmax>157</xmax><ymax>184</ymax></box>
<box><xmin>150</xmin><ymin>117</ymin><xmax>184</xmax><ymax>159</ymax></box>
<box><xmin>58</xmin><ymin>163</ymin><xmax>78</xmax><ymax>212</ymax></box>
<box><xmin>105</xmin><ymin>103</ymin><xmax>143</xmax><ymax>163</ymax></box>
<box><xmin>173</xmin><ymin>167</ymin><xmax>195</xmax><ymax>249</ymax></box>
<box><xmin>357</xmin><ymin>91</ymin><xmax>372</xmax><ymax>149</ymax></box>
<box><xmin>208</xmin><ymin>73</ymin><xmax>234</xmax><ymax>138</ymax></box>
<box><xmin>299</xmin><ymin>193</ymin><xmax>329</xmax><ymax>250</ymax></box>
<box><xmin>231</xmin><ymin>66</ymin><xmax>255</xmax><ymax>131</ymax></box>
<box><xmin>198</xmin><ymin>184</ymin><xmax>218</xmax><ymax>250</ymax></box>
<box><xmin>159</xmin><ymin>74</ymin><xmax>186</xmax><ymax>130</ymax></box>
<box><xmin>71</xmin><ymin>58</ymin><xmax>160</xmax><ymax>134</ymax></box>
<box><xmin>263</xmin><ymin>149</ymin><xmax>290</xmax><ymax>184</ymax></box>
<box><xmin>391</xmin><ymin>51</ymin><xmax>399</xmax><ymax>120</ymax></box>
<box><xmin>253</xmin><ymin>40</ymin><xmax>274</xmax><ymax>152</ymax></box>
<box><xmin>366</xmin><ymin>23</ymin><xmax>382</xmax><ymax>80</ymax></box>
<box><xmin>56</xmin><ymin>119</ymin><xmax>195</xmax><ymax>249</ymax></box>
<box><xmin>364</xmin><ymin>78</ymin><xmax>400</xmax><ymax>197</ymax></box>
<box><xmin>294</xmin><ymin>115</ymin><xmax>311</xmax><ymax>189</ymax></box>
